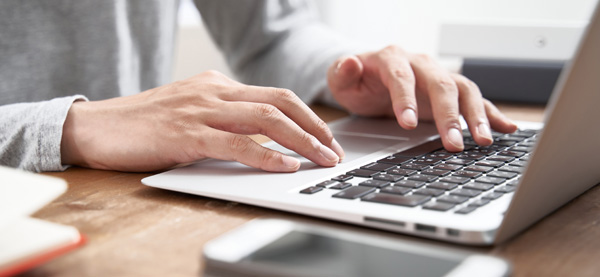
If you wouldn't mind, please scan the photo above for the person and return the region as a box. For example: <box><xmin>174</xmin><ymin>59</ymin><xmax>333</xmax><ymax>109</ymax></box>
<box><xmin>0</xmin><ymin>0</ymin><xmax>517</xmax><ymax>173</ymax></box>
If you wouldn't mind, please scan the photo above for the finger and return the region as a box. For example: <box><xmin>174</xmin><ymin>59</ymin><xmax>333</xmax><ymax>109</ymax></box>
<box><xmin>376</xmin><ymin>46</ymin><xmax>419</xmax><ymax>129</ymax></box>
<box><xmin>206</xmin><ymin>102</ymin><xmax>340</xmax><ymax>167</ymax></box>
<box><xmin>452</xmin><ymin>74</ymin><xmax>493</xmax><ymax>146</ymax></box>
<box><xmin>220</xmin><ymin>85</ymin><xmax>345</xmax><ymax>160</ymax></box>
<box><xmin>327</xmin><ymin>55</ymin><xmax>364</xmax><ymax>92</ymax></box>
<box><xmin>409</xmin><ymin>55</ymin><xmax>464</xmax><ymax>152</ymax></box>
<box><xmin>484</xmin><ymin>99</ymin><xmax>518</xmax><ymax>133</ymax></box>
<box><xmin>200</xmin><ymin>129</ymin><xmax>301</xmax><ymax>172</ymax></box>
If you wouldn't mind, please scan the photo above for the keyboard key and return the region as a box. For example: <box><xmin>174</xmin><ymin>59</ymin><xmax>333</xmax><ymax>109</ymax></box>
<box><xmin>407</xmin><ymin>174</ymin><xmax>439</xmax><ymax>182</ymax></box>
<box><xmin>433</xmin><ymin>163</ymin><xmax>463</xmax><ymax>171</ymax></box>
<box><xmin>455</xmin><ymin>206</ymin><xmax>478</xmax><ymax>214</ymax></box>
<box><xmin>498</xmin><ymin>165</ymin><xmax>524</xmax><ymax>173</ymax></box>
<box><xmin>359</xmin><ymin>179</ymin><xmax>390</xmax><ymax>188</ymax></box>
<box><xmin>394</xmin><ymin>180</ymin><xmax>426</xmax><ymax>188</ymax></box>
<box><xmin>467</xmin><ymin>148</ymin><xmax>496</xmax><ymax>155</ymax></box>
<box><xmin>455</xmin><ymin>153</ymin><xmax>486</xmax><ymax>160</ymax></box>
<box><xmin>361</xmin><ymin>162</ymin><xmax>396</xmax><ymax>172</ymax></box>
<box><xmin>509</xmin><ymin>160</ymin><xmax>528</xmax><ymax>167</ymax></box>
<box><xmin>413</xmin><ymin>158</ymin><xmax>443</xmax><ymax>165</ymax></box>
<box><xmin>362</xmin><ymin>193</ymin><xmax>431</xmax><ymax>207</ymax></box>
<box><xmin>423</xmin><ymin>152</ymin><xmax>454</xmax><ymax>160</ymax></box>
<box><xmin>497</xmin><ymin>150</ymin><xmax>526</xmax><ymax>157</ymax></box>
<box><xmin>468</xmin><ymin>199</ymin><xmax>491</xmax><ymax>207</ymax></box>
<box><xmin>451</xmin><ymin>188</ymin><xmax>481</xmax><ymax>197</ymax></box>
<box><xmin>439</xmin><ymin>176</ymin><xmax>471</xmax><ymax>184</ymax></box>
<box><xmin>413</xmin><ymin>188</ymin><xmax>445</xmax><ymax>197</ymax></box>
<box><xmin>495</xmin><ymin>186</ymin><xmax>517</xmax><ymax>193</ymax></box>
<box><xmin>487</xmin><ymin>171</ymin><xmax>518</xmax><ymax>179</ymax></box>
<box><xmin>518</xmin><ymin>142</ymin><xmax>536</xmax><ymax>147</ymax></box>
<box><xmin>380</xmin><ymin>186</ymin><xmax>412</xmax><ymax>195</ymax></box>
<box><xmin>400</xmin><ymin>163</ymin><xmax>430</xmax><ymax>171</ymax></box>
<box><xmin>511</xmin><ymin>146</ymin><xmax>533</xmax><ymax>152</ymax></box>
<box><xmin>500</xmin><ymin>135</ymin><xmax>526</xmax><ymax>142</ymax></box>
<box><xmin>482</xmin><ymin>192</ymin><xmax>504</xmax><ymax>200</ymax></box>
<box><xmin>300</xmin><ymin>186</ymin><xmax>323</xmax><ymax>194</ymax></box>
<box><xmin>487</xmin><ymin>155</ymin><xmax>515</xmax><ymax>162</ymax></box>
<box><xmin>329</xmin><ymin>182</ymin><xmax>352</xmax><ymax>190</ymax></box>
<box><xmin>493</xmin><ymin>140</ymin><xmax>517</xmax><ymax>146</ymax></box>
<box><xmin>346</xmin><ymin>169</ymin><xmax>379</xmax><ymax>178</ymax></box>
<box><xmin>463</xmin><ymin>182</ymin><xmax>494</xmax><ymax>191</ymax></box>
<box><xmin>332</xmin><ymin>174</ymin><xmax>353</xmax><ymax>181</ymax></box>
<box><xmin>446</xmin><ymin>158</ymin><xmax>475</xmax><ymax>166</ymax></box>
<box><xmin>378</xmin><ymin>156</ymin><xmax>412</xmax><ymax>165</ymax></box>
<box><xmin>316</xmin><ymin>180</ymin><xmax>338</xmax><ymax>188</ymax></box>
<box><xmin>421</xmin><ymin>168</ymin><xmax>451</xmax><ymax>176</ymax></box>
<box><xmin>475</xmin><ymin>160</ymin><xmax>504</xmax><ymax>167</ymax></box>
<box><xmin>437</xmin><ymin>195</ymin><xmax>469</xmax><ymax>204</ymax></box>
<box><xmin>464</xmin><ymin>165</ymin><xmax>494</xmax><ymax>173</ymax></box>
<box><xmin>423</xmin><ymin>201</ymin><xmax>456</xmax><ymax>211</ymax></box>
<box><xmin>373</xmin><ymin>173</ymin><xmax>404</xmax><ymax>182</ymax></box>
<box><xmin>427</xmin><ymin>182</ymin><xmax>458</xmax><ymax>190</ymax></box>
<box><xmin>452</xmin><ymin>170</ymin><xmax>482</xmax><ymax>179</ymax></box>
<box><xmin>332</xmin><ymin>186</ymin><xmax>376</xmax><ymax>199</ymax></box>
<box><xmin>475</xmin><ymin>176</ymin><xmax>506</xmax><ymax>185</ymax></box>
<box><xmin>386</xmin><ymin>168</ymin><xmax>417</xmax><ymax>176</ymax></box>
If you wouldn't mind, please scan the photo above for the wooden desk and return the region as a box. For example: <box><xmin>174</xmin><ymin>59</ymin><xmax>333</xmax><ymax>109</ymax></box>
<box><xmin>27</xmin><ymin>103</ymin><xmax>600</xmax><ymax>277</ymax></box>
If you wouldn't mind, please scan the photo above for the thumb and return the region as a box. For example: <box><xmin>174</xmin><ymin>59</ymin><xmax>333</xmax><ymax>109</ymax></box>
<box><xmin>327</xmin><ymin>55</ymin><xmax>364</xmax><ymax>92</ymax></box>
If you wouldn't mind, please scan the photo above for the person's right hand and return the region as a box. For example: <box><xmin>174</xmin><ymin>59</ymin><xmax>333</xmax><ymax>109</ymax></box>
<box><xmin>60</xmin><ymin>71</ymin><xmax>344</xmax><ymax>172</ymax></box>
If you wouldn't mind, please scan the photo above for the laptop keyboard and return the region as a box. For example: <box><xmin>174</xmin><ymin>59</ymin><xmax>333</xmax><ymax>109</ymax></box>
<box><xmin>299</xmin><ymin>129</ymin><xmax>539</xmax><ymax>215</ymax></box>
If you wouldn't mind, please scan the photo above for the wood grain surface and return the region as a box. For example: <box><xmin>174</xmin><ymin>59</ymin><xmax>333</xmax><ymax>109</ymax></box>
<box><xmin>22</xmin><ymin>103</ymin><xmax>600</xmax><ymax>277</ymax></box>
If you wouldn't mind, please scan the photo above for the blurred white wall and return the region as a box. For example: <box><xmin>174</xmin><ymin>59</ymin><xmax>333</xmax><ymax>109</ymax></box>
<box><xmin>172</xmin><ymin>0</ymin><xmax>597</xmax><ymax>81</ymax></box>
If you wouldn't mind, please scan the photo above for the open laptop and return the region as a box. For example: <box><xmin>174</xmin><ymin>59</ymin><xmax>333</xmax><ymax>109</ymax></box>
<box><xmin>143</xmin><ymin>3</ymin><xmax>600</xmax><ymax>245</ymax></box>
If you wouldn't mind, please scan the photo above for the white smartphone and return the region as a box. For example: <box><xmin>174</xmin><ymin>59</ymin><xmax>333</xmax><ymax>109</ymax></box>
<box><xmin>203</xmin><ymin>218</ymin><xmax>510</xmax><ymax>277</ymax></box>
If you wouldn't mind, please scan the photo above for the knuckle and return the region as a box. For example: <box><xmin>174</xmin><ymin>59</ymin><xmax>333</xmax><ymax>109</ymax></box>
<box><xmin>228</xmin><ymin>135</ymin><xmax>253</xmax><ymax>155</ymax></box>
<box><xmin>383</xmin><ymin>44</ymin><xmax>402</xmax><ymax>54</ymax></box>
<box><xmin>389</xmin><ymin>68</ymin><xmax>415</xmax><ymax>83</ymax></box>
<box><xmin>272</xmin><ymin>88</ymin><xmax>299</xmax><ymax>106</ymax></box>
<box><xmin>430</xmin><ymin>77</ymin><xmax>457</xmax><ymax>94</ymax></box>
<box><xmin>201</xmin><ymin>70</ymin><xmax>223</xmax><ymax>78</ymax></box>
<box><xmin>254</xmin><ymin>104</ymin><xmax>281</xmax><ymax>122</ymax></box>
<box><xmin>258</xmin><ymin>150</ymin><xmax>279</xmax><ymax>171</ymax></box>
<box><xmin>315</xmin><ymin>119</ymin><xmax>330</xmax><ymax>137</ymax></box>
<box><xmin>299</xmin><ymin>132</ymin><xmax>315</xmax><ymax>147</ymax></box>
<box><xmin>274</xmin><ymin>88</ymin><xmax>296</xmax><ymax>99</ymax></box>
<box><xmin>411</xmin><ymin>53</ymin><xmax>434</xmax><ymax>64</ymax></box>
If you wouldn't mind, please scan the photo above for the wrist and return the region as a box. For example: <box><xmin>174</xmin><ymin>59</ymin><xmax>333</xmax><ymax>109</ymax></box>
<box><xmin>60</xmin><ymin>100</ymin><xmax>89</xmax><ymax>167</ymax></box>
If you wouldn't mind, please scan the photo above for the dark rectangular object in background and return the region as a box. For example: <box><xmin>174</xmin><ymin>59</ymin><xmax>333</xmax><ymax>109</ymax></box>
<box><xmin>462</xmin><ymin>58</ymin><xmax>564</xmax><ymax>104</ymax></box>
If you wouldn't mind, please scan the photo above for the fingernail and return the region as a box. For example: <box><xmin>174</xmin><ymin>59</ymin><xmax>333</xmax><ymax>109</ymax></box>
<box><xmin>335</xmin><ymin>56</ymin><xmax>349</xmax><ymax>74</ymax></box>
<box><xmin>401</xmin><ymin>109</ymin><xmax>418</xmax><ymax>127</ymax></box>
<box><xmin>330</xmin><ymin>138</ymin><xmax>345</xmax><ymax>162</ymax></box>
<box><xmin>447</xmin><ymin>128</ymin><xmax>464</xmax><ymax>149</ymax></box>
<box><xmin>320</xmin><ymin>144</ymin><xmax>340</xmax><ymax>164</ymax></box>
<box><xmin>281</xmin><ymin>155</ymin><xmax>300</xmax><ymax>170</ymax></box>
<box><xmin>477</xmin><ymin>123</ymin><xmax>492</xmax><ymax>140</ymax></box>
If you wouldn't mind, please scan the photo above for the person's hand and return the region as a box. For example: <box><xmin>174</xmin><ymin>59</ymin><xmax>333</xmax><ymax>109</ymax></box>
<box><xmin>61</xmin><ymin>71</ymin><xmax>344</xmax><ymax>172</ymax></box>
<box><xmin>327</xmin><ymin>46</ymin><xmax>518</xmax><ymax>152</ymax></box>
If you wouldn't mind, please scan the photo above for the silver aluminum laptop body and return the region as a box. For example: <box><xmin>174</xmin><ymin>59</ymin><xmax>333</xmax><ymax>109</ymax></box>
<box><xmin>143</xmin><ymin>4</ymin><xmax>600</xmax><ymax>245</ymax></box>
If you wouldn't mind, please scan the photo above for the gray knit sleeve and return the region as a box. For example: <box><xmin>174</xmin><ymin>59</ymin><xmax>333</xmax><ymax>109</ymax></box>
<box><xmin>194</xmin><ymin>0</ymin><xmax>370</xmax><ymax>105</ymax></box>
<box><xmin>0</xmin><ymin>95</ymin><xmax>88</xmax><ymax>172</ymax></box>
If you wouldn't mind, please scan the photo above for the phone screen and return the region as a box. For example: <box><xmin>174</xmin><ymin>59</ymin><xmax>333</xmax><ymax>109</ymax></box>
<box><xmin>240</xmin><ymin>230</ymin><xmax>462</xmax><ymax>277</ymax></box>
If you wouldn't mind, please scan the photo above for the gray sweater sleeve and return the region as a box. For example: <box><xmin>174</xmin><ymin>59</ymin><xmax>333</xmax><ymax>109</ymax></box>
<box><xmin>194</xmin><ymin>0</ymin><xmax>370</xmax><ymax>105</ymax></box>
<box><xmin>0</xmin><ymin>95</ymin><xmax>87</xmax><ymax>172</ymax></box>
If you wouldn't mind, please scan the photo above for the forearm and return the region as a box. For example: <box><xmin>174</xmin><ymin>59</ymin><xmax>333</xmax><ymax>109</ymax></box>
<box><xmin>0</xmin><ymin>95</ymin><xmax>87</xmax><ymax>172</ymax></box>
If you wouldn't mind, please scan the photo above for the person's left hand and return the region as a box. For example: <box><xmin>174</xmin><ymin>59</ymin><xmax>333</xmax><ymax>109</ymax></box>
<box><xmin>327</xmin><ymin>45</ymin><xmax>518</xmax><ymax>152</ymax></box>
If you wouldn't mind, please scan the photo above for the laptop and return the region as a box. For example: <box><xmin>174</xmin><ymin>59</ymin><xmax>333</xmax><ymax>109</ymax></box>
<box><xmin>143</xmin><ymin>3</ymin><xmax>600</xmax><ymax>245</ymax></box>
